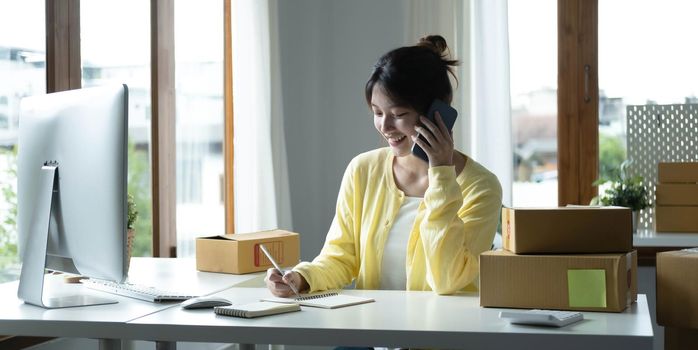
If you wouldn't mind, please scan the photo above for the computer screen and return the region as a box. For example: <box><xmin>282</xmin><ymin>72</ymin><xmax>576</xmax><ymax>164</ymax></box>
<box><xmin>17</xmin><ymin>84</ymin><xmax>129</xmax><ymax>308</ymax></box>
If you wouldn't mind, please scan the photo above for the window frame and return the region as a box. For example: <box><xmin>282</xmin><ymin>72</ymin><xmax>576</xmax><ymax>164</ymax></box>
<box><xmin>557</xmin><ymin>0</ymin><xmax>599</xmax><ymax>205</ymax></box>
<box><xmin>150</xmin><ymin>0</ymin><xmax>177</xmax><ymax>257</ymax></box>
<box><xmin>224</xmin><ymin>0</ymin><xmax>235</xmax><ymax>235</ymax></box>
<box><xmin>46</xmin><ymin>0</ymin><xmax>80</xmax><ymax>92</ymax></box>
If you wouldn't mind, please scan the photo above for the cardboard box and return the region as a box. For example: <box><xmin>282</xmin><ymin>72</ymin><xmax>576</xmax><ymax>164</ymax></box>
<box><xmin>656</xmin><ymin>184</ymin><xmax>698</xmax><ymax>206</ymax></box>
<box><xmin>196</xmin><ymin>229</ymin><xmax>300</xmax><ymax>274</ymax></box>
<box><xmin>658</xmin><ymin>162</ymin><xmax>698</xmax><ymax>183</ymax></box>
<box><xmin>501</xmin><ymin>207</ymin><xmax>632</xmax><ymax>254</ymax></box>
<box><xmin>656</xmin><ymin>249</ymin><xmax>698</xmax><ymax>329</ymax></box>
<box><xmin>655</xmin><ymin>206</ymin><xmax>698</xmax><ymax>232</ymax></box>
<box><xmin>480</xmin><ymin>250</ymin><xmax>637</xmax><ymax>312</ymax></box>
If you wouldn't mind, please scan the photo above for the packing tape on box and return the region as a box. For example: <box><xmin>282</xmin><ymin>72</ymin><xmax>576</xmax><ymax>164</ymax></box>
<box><xmin>567</xmin><ymin>269</ymin><xmax>607</xmax><ymax>308</ymax></box>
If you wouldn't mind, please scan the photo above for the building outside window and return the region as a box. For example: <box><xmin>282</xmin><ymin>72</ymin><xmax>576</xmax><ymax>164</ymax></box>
<box><xmin>509</xmin><ymin>0</ymin><xmax>558</xmax><ymax>207</ymax></box>
<box><xmin>0</xmin><ymin>0</ymin><xmax>45</xmax><ymax>283</ymax></box>
<box><xmin>598</xmin><ymin>0</ymin><xmax>698</xmax><ymax>179</ymax></box>
<box><xmin>174</xmin><ymin>0</ymin><xmax>225</xmax><ymax>257</ymax></box>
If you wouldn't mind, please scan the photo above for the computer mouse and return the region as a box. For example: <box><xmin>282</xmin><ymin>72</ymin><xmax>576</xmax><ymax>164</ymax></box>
<box><xmin>180</xmin><ymin>296</ymin><xmax>232</xmax><ymax>309</ymax></box>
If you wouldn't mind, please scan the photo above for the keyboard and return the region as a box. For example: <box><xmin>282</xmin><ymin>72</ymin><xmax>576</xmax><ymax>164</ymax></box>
<box><xmin>81</xmin><ymin>279</ymin><xmax>198</xmax><ymax>303</ymax></box>
<box><xmin>499</xmin><ymin>309</ymin><xmax>584</xmax><ymax>327</ymax></box>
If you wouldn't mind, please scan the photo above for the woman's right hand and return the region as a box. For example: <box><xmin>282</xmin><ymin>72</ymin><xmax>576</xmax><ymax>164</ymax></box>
<box><xmin>264</xmin><ymin>268</ymin><xmax>309</xmax><ymax>297</ymax></box>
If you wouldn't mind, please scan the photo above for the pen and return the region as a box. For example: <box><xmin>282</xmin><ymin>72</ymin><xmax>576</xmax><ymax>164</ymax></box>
<box><xmin>259</xmin><ymin>244</ymin><xmax>300</xmax><ymax>297</ymax></box>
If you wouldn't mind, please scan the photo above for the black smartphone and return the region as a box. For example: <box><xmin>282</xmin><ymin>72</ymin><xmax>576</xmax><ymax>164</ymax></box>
<box><xmin>411</xmin><ymin>99</ymin><xmax>458</xmax><ymax>162</ymax></box>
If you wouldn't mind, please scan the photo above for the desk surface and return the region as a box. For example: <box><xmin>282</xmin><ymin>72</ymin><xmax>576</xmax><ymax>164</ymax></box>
<box><xmin>633</xmin><ymin>229</ymin><xmax>698</xmax><ymax>247</ymax></box>
<box><xmin>0</xmin><ymin>257</ymin><xmax>263</xmax><ymax>339</ymax></box>
<box><xmin>0</xmin><ymin>259</ymin><xmax>654</xmax><ymax>350</ymax></box>
<box><xmin>125</xmin><ymin>257</ymin><xmax>264</xmax><ymax>294</ymax></box>
<box><xmin>128</xmin><ymin>288</ymin><xmax>654</xmax><ymax>350</ymax></box>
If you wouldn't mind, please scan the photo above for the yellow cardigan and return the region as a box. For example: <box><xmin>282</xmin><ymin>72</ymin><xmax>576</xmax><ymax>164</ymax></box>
<box><xmin>293</xmin><ymin>148</ymin><xmax>502</xmax><ymax>295</ymax></box>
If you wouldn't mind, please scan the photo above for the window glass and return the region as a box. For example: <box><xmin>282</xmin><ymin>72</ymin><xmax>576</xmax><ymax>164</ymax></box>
<box><xmin>175</xmin><ymin>0</ymin><xmax>225</xmax><ymax>257</ymax></box>
<box><xmin>599</xmin><ymin>0</ymin><xmax>698</xmax><ymax>179</ymax></box>
<box><xmin>0</xmin><ymin>0</ymin><xmax>45</xmax><ymax>282</ymax></box>
<box><xmin>509</xmin><ymin>0</ymin><xmax>558</xmax><ymax>207</ymax></box>
<box><xmin>82</xmin><ymin>0</ymin><xmax>153</xmax><ymax>256</ymax></box>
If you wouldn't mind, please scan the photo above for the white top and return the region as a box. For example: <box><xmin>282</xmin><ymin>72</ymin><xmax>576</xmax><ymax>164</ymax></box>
<box><xmin>379</xmin><ymin>196</ymin><xmax>421</xmax><ymax>290</ymax></box>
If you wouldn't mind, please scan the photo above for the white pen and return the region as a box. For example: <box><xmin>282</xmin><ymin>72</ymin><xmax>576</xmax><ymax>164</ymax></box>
<box><xmin>259</xmin><ymin>244</ymin><xmax>300</xmax><ymax>297</ymax></box>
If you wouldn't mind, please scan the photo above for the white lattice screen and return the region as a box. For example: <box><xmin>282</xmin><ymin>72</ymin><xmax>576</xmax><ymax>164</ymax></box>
<box><xmin>626</xmin><ymin>104</ymin><xmax>698</xmax><ymax>229</ymax></box>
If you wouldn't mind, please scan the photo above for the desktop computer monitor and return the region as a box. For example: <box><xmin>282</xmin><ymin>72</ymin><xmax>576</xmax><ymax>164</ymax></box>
<box><xmin>17</xmin><ymin>84</ymin><xmax>129</xmax><ymax>308</ymax></box>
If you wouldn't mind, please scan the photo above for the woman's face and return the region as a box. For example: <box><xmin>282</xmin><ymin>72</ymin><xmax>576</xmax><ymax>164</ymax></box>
<box><xmin>371</xmin><ymin>85</ymin><xmax>420</xmax><ymax>157</ymax></box>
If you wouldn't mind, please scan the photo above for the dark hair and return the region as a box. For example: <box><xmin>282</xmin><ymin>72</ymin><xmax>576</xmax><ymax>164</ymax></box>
<box><xmin>365</xmin><ymin>35</ymin><xmax>459</xmax><ymax>115</ymax></box>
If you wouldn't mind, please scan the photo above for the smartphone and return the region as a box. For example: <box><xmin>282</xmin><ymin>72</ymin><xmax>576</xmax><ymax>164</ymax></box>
<box><xmin>411</xmin><ymin>99</ymin><xmax>458</xmax><ymax>162</ymax></box>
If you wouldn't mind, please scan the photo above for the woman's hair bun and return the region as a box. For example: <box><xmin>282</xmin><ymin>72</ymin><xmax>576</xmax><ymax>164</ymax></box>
<box><xmin>417</xmin><ymin>35</ymin><xmax>450</xmax><ymax>57</ymax></box>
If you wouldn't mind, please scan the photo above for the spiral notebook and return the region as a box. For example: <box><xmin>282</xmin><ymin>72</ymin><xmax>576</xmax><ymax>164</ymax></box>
<box><xmin>262</xmin><ymin>291</ymin><xmax>374</xmax><ymax>309</ymax></box>
<box><xmin>214</xmin><ymin>301</ymin><xmax>300</xmax><ymax>318</ymax></box>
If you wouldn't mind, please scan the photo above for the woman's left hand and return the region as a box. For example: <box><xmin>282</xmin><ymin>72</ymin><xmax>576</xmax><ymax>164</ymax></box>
<box><xmin>411</xmin><ymin>112</ymin><xmax>454</xmax><ymax>167</ymax></box>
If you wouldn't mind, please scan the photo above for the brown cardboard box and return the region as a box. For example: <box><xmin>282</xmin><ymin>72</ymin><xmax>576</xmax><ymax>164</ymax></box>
<box><xmin>656</xmin><ymin>249</ymin><xmax>698</xmax><ymax>329</ymax></box>
<box><xmin>480</xmin><ymin>250</ymin><xmax>637</xmax><ymax>312</ymax></box>
<box><xmin>656</xmin><ymin>184</ymin><xmax>698</xmax><ymax>206</ymax></box>
<box><xmin>501</xmin><ymin>207</ymin><xmax>632</xmax><ymax>254</ymax></box>
<box><xmin>658</xmin><ymin>162</ymin><xmax>698</xmax><ymax>183</ymax></box>
<box><xmin>655</xmin><ymin>206</ymin><xmax>698</xmax><ymax>232</ymax></box>
<box><xmin>196</xmin><ymin>229</ymin><xmax>300</xmax><ymax>274</ymax></box>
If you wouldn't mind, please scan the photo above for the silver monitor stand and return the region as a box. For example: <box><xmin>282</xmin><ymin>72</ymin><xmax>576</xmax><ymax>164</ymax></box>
<box><xmin>17</xmin><ymin>163</ymin><xmax>117</xmax><ymax>308</ymax></box>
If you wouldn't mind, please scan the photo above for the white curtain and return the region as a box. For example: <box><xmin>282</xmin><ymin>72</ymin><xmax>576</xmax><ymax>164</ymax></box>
<box><xmin>405</xmin><ymin>0</ymin><xmax>513</xmax><ymax>207</ymax></box>
<box><xmin>471</xmin><ymin>0</ymin><xmax>513</xmax><ymax>207</ymax></box>
<box><xmin>232</xmin><ymin>0</ymin><xmax>293</xmax><ymax>234</ymax></box>
<box><xmin>404</xmin><ymin>0</ymin><xmax>471</xmax><ymax>156</ymax></box>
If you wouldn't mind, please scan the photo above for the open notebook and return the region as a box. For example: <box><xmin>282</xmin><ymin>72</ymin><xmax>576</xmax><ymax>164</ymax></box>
<box><xmin>262</xmin><ymin>291</ymin><xmax>374</xmax><ymax>309</ymax></box>
<box><xmin>214</xmin><ymin>302</ymin><xmax>300</xmax><ymax>318</ymax></box>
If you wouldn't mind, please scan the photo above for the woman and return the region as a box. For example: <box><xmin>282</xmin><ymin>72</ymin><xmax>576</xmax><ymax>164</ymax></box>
<box><xmin>266</xmin><ymin>35</ymin><xmax>502</xmax><ymax>296</ymax></box>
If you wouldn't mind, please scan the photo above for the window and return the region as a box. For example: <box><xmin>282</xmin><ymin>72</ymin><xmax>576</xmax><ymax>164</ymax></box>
<box><xmin>509</xmin><ymin>0</ymin><xmax>558</xmax><ymax>206</ymax></box>
<box><xmin>174</xmin><ymin>0</ymin><xmax>225</xmax><ymax>257</ymax></box>
<box><xmin>0</xmin><ymin>0</ymin><xmax>45</xmax><ymax>283</ymax></box>
<box><xmin>0</xmin><ymin>1</ymin><xmax>233</xmax><ymax>282</ymax></box>
<box><xmin>599</xmin><ymin>0</ymin><xmax>698</xmax><ymax>179</ymax></box>
<box><xmin>81</xmin><ymin>0</ymin><xmax>153</xmax><ymax>256</ymax></box>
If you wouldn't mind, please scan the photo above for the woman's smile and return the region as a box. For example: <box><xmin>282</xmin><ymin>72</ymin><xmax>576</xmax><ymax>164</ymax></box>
<box><xmin>384</xmin><ymin>134</ymin><xmax>408</xmax><ymax>146</ymax></box>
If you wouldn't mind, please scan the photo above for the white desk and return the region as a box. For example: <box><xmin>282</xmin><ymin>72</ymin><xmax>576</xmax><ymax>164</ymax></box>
<box><xmin>0</xmin><ymin>259</ymin><xmax>654</xmax><ymax>350</ymax></box>
<box><xmin>0</xmin><ymin>258</ymin><xmax>263</xmax><ymax>341</ymax></box>
<box><xmin>128</xmin><ymin>288</ymin><xmax>654</xmax><ymax>350</ymax></box>
<box><xmin>634</xmin><ymin>229</ymin><xmax>698</xmax><ymax>247</ymax></box>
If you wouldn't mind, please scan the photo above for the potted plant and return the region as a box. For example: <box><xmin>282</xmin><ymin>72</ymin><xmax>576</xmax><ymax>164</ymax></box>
<box><xmin>127</xmin><ymin>193</ymin><xmax>138</xmax><ymax>263</ymax></box>
<box><xmin>591</xmin><ymin>160</ymin><xmax>650</xmax><ymax>232</ymax></box>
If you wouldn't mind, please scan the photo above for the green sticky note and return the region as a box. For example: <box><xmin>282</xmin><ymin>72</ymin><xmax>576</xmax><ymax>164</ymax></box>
<box><xmin>567</xmin><ymin>269</ymin><xmax>607</xmax><ymax>308</ymax></box>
